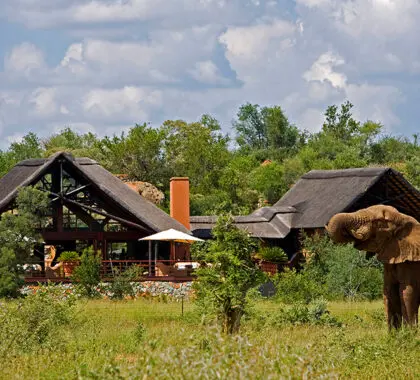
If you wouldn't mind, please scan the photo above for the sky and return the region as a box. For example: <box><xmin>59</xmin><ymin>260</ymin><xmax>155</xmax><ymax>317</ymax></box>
<box><xmin>0</xmin><ymin>0</ymin><xmax>419</xmax><ymax>147</ymax></box>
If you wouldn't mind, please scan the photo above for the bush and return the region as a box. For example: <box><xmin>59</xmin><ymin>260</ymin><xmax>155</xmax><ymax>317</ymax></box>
<box><xmin>193</xmin><ymin>215</ymin><xmax>266</xmax><ymax>334</ymax></box>
<box><xmin>0</xmin><ymin>286</ymin><xmax>78</xmax><ymax>357</ymax></box>
<box><xmin>72</xmin><ymin>247</ymin><xmax>101</xmax><ymax>298</ymax></box>
<box><xmin>109</xmin><ymin>265</ymin><xmax>144</xmax><ymax>300</ymax></box>
<box><xmin>274</xmin><ymin>268</ymin><xmax>325</xmax><ymax>303</ymax></box>
<box><xmin>0</xmin><ymin>247</ymin><xmax>22</xmax><ymax>298</ymax></box>
<box><xmin>299</xmin><ymin>233</ymin><xmax>383</xmax><ymax>301</ymax></box>
<box><xmin>58</xmin><ymin>251</ymin><xmax>80</xmax><ymax>262</ymax></box>
<box><xmin>255</xmin><ymin>246</ymin><xmax>288</xmax><ymax>263</ymax></box>
<box><xmin>269</xmin><ymin>299</ymin><xmax>342</xmax><ymax>327</ymax></box>
<box><xmin>134</xmin><ymin>321</ymin><xmax>147</xmax><ymax>342</ymax></box>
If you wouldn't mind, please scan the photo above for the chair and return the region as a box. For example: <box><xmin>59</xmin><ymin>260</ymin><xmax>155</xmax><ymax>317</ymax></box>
<box><xmin>155</xmin><ymin>262</ymin><xmax>189</xmax><ymax>277</ymax></box>
<box><xmin>44</xmin><ymin>245</ymin><xmax>63</xmax><ymax>278</ymax></box>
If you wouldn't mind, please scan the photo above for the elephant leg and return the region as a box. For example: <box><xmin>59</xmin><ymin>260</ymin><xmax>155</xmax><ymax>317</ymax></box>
<box><xmin>400</xmin><ymin>284</ymin><xmax>419</xmax><ymax>326</ymax></box>
<box><xmin>384</xmin><ymin>283</ymin><xmax>402</xmax><ymax>329</ymax></box>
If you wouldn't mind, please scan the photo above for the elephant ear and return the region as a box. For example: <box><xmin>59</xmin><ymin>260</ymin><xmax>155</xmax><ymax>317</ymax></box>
<box><xmin>376</xmin><ymin>212</ymin><xmax>420</xmax><ymax>264</ymax></box>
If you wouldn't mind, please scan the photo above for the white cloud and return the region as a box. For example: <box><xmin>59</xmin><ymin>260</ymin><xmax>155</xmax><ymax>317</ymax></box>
<box><xmin>82</xmin><ymin>86</ymin><xmax>162</xmax><ymax>121</ymax></box>
<box><xmin>29</xmin><ymin>87</ymin><xmax>57</xmax><ymax>116</ymax></box>
<box><xmin>303</xmin><ymin>52</ymin><xmax>347</xmax><ymax>89</ymax></box>
<box><xmin>189</xmin><ymin>61</ymin><xmax>227</xmax><ymax>84</ymax></box>
<box><xmin>295</xmin><ymin>0</ymin><xmax>331</xmax><ymax>8</ymax></box>
<box><xmin>0</xmin><ymin>0</ymin><xmax>413</xmax><ymax>142</ymax></box>
<box><xmin>219</xmin><ymin>19</ymin><xmax>296</xmax><ymax>60</ymax></box>
<box><xmin>345</xmin><ymin>83</ymin><xmax>402</xmax><ymax>127</ymax></box>
<box><xmin>4</xmin><ymin>43</ymin><xmax>45</xmax><ymax>76</ymax></box>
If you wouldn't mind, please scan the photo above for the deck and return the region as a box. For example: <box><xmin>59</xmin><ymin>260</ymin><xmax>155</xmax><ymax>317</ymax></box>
<box><xmin>24</xmin><ymin>260</ymin><xmax>197</xmax><ymax>283</ymax></box>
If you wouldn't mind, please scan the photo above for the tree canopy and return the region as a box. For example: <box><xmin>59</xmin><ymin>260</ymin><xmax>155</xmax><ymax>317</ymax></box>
<box><xmin>0</xmin><ymin>101</ymin><xmax>418</xmax><ymax>216</ymax></box>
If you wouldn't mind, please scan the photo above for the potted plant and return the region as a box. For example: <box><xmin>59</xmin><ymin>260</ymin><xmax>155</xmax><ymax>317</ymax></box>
<box><xmin>58</xmin><ymin>251</ymin><xmax>80</xmax><ymax>277</ymax></box>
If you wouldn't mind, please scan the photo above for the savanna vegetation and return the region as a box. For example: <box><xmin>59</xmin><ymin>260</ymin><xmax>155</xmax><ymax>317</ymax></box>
<box><xmin>1</xmin><ymin>292</ymin><xmax>420</xmax><ymax>379</ymax></box>
<box><xmin>0</xmin><ymin>101</ymin><xmax>418</xmax><ymax>215</ymax></box>
<box><xmin>0</xmin><ymin>101</ymin><xmax>419</xmax><ymax>378</ymax></box>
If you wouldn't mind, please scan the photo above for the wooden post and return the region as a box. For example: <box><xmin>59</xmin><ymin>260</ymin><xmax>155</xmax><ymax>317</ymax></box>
<box><xmin>148</xmin><ymin>241</ymin><xmax>152</xmax><ymax>277</ymax></box>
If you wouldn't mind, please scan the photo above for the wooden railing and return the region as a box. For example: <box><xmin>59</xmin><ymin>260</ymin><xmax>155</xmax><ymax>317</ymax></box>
<box><xmin>23</xmin><ymin>260</ymin><xmax>197</xmax><ymax>282</ymax></box>
<box><xmin>100</xmin><ymin>260</ymin><xmax>180</xmax><ymax>278</ymax></box>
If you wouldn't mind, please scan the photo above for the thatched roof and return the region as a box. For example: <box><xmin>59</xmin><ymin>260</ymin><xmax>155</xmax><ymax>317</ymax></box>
<box><xmin>190</xmin><ymin>206</ymin><xmax>296</xmax><ymax>239</ymax></box>
<box><xmin>191</xmin><ymin>167</ymin><xmax>420</xmax><ymax>238</ymax></box>
<box><xmin>274</xmin><ymin>167</ymin><xmax>420</xmax><ymax>228</ymax></box>
<box><xmin>0</xmin><ymin>152</ymin><xmax>189</xmax><ymax>233</ymax></box>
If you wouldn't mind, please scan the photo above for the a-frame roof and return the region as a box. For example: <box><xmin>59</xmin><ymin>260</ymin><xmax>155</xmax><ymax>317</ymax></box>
<box><xmin>0</xmin><ymin>152</ymin><xmax>190</xmax><ymax>234</ymax></box>
<box><xmin>190</xmin><ymin>167</ymin><xmax>420</xmax><ymax>238</ymax></box>
<box><xmin>274</xmin><ymin>167</ymin><xmax>420</xmax><ymax>228</ymax></box>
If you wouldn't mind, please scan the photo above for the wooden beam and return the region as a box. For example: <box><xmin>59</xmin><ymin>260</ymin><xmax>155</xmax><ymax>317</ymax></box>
<box><xmin>60</xmin><ymin>196</ymin><xmax>150</xmax><ymax>232</ymax></box>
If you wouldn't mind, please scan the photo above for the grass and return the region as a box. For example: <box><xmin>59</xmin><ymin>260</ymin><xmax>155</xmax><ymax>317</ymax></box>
<box><xmin>1</xmin><ymin>298</ymin><xmax>420</xmax><ymax>379</ymax></box>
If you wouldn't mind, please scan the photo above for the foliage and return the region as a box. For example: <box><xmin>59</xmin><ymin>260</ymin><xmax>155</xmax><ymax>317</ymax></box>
<box><xmin>249</xmin><ymin>160</ymin><xmax>288</xmax><ymax>204</ymax></box>
<box><xmin>72</xmin><ymin>247</ymin><xmax>101</xmax><ymax>298</ymax></box>
<box><xmin>192</xmin><ymin>214</ymin><xmax>266</xmax><ymax>333</ymax></box>
<box><xmin>109</xmin><ymin>265</ymin><xmax>144</xmax><ymax>300</ymax></box>
<box><xmin>162</xmin><ymin>117</ymin><xmax>231</xmax><ymax>192</ymax></box>
<box><xmin>269</xmin><ymin>298</ymin><xmax>342</xmax><ymax>327</ymax></box>
<box><xmin>274</xmin><ymin>268</ymin><xmax>325</xmax><ymax>303</ymax></box>
<box><xmin>255</xmin><ymin>246</ymin><xmax>288</xmax><ymax>263</ymax></box>
<box><xmin>0</xmin><ymin>101</ymin><xmax>417</xmax><ymax>219</ymax></box>
<box><xmin>233</xmin><ymin>103</ymin><xmax>301</xmax><ymax>159</ymax></box>
<box><xmin>0</xmin><ymin>286</ymin><xmax>77</xmax><ymax>358</ymax></box>
<box><xmin>1</xmin><ymin>297</ymin><xmax>420</xmax><ymax>378</ymax></box>
<box><xmin>98</xmin><ymin>123</ymin><xmax>169</xmax><ymax>186</ymax></box>
<box><xmin>304</xmin><ymin>233</ymin><xmax>383</xmax><ymax>301</ymax></box>
<box><xmin>0</xmin><ymin>187</ymin><xmax>49</xmax><ymax>297</ymax></box>
<box><xmin>58</xmin><ymin>251</ymin><xmax>80</xmax><ymax>262</ymax></box>
<box><xmin>273</xmin><ymin>233</ymin><xmax>383</xmax><ymax>302</ymax></box>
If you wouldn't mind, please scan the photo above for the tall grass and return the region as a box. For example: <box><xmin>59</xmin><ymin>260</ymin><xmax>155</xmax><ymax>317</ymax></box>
<box><xmin>0</xmin><ymin>297</ymin><xmax>419</xmax><ymax>379</ymax></box>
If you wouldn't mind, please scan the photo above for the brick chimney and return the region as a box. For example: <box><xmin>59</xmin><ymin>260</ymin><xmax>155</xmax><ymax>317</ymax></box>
<box><xmin>170</xmin><ymin>177</ymin><xmax>190</xmax><ymax>229</ymax></box>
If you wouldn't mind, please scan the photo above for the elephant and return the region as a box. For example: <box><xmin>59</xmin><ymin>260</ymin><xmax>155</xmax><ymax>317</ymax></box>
<box><xmin>325</xmin><ymin>205</ymin><xmax>420</xmax><ymax>329</ymax></box>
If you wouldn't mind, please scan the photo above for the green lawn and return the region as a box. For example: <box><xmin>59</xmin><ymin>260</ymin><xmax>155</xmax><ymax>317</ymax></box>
<box><xmin>1</xmin><ymin>298</ymin><xmax>420</xmax><ymax>379</ymax></box>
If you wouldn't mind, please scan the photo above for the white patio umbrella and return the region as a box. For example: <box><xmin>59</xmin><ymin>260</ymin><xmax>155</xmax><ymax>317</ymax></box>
<box><xmin>139</xmin><ymin>229</ymin><xmax>204</xmax><ymax>276</ymax></box>
<box><xmin>139</xmin><ymin>228</ymin><xmax>204</xmax><ymax>244</ymax></box>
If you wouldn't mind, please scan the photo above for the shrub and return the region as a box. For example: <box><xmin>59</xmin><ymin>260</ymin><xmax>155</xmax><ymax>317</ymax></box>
<box><xmin>256</xmin><ymin>246</ymin><xmax>288</xmax><ymax>263</ymax></box>
<box><xmin>72</xmin><ymin>247</ymin><xmax>101</xmax><ymax>298</ymax></box>
<box><xmin>58</xmin><ymin>251</ymin><xmax>80</xmax><ymax>262</ymax></box>
<box><xmin>0</xmin><ymin>286</ymin><xmax>78</xmax><ymax>357</ymax></box>
<box><xmin>0</xmin><ymin>247</ymin><xmax>23</xmax><ymax>298</ymax></box>
<box><xmin>269</xmin><ymin>299</ymin><xmax>342</xmax><ymax>327</ymax></box>
<box><xmin>300</xmin><ymin>233</ymin><xmax>383</xmax><ymax>301</ymax></box>
<box><xmin>134</xmin><ymin>321</ymin><xmax>147</xmax><ymax>342</ymax></box>
<box><xmin>273</xmin><ymin>268</ymin><xmax>325</xmax><ymax>303</ymax></box>
<box><xmin>109</xmin><ymin>265</ymin><xmax>144</xmax><ymax>300</ymax></box>
<box><xmin>0</xmin><ymin>187</ymin><xmax>49</xmax><ymax>297</ymax></box>
<box><xmin>193</xmin><ymin>214</ymin><xmax>266</xmax><ymax>334</ymax></box>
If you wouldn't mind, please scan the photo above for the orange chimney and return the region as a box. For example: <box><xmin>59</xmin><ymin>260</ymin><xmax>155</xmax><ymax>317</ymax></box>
<box><xmin>170</xmin><ymin>177</ymin><xmax>190</xmax><ymax>229</ymax></box>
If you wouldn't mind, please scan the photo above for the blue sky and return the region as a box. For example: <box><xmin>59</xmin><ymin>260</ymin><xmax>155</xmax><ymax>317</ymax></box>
<box><xmin>0</xmin><ymin>0</ymin><xmax>419</xmax><ymax>147</ymax></box>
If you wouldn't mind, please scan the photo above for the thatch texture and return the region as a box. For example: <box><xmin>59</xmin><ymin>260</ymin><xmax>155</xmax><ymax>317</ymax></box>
<box><xmin>190</xmin><ymin>206</ymin><xmax>296</xmax><ymax>239</ymax></box>
<box><xmin>0</xmin><ymin>152</ymin><xmax>189</xmax><ymax>233</ymax></box>
<box><xmin>191</xmin><ymin>167</ymin><xmax>420</xmax><ymax>238</ymax></box>
<box><xmin>275</xmin><ymin>167</ymin><xmax>420</xmax><ymax>228</ymax></box>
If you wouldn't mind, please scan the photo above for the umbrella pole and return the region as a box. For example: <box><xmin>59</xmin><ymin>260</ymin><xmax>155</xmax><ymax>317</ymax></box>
<box><xmin>148</xmin><ymin>241</ymin><xmax>152</xmax><ymax>277</ymax></box>
<box><xmin>154</xmin><ymin>242</ymin><xmax>158</xmax><ymax>271</ymax></box>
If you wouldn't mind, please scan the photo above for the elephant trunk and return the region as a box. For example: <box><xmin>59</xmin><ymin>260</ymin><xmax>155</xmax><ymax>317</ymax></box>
<box><xmin>325</xmin><ymin>213</ymin><xmax>355</xmax><ymax>244</ymax></box>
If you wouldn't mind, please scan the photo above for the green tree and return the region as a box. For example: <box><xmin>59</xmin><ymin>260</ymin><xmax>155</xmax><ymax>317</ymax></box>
<box><xmin>322</xmin><ymin>101</ymin><xmax>361</xmax><ymax>141</ymax></box>
<box><xmin>0</xmin><ymin>187</ymin><xmax>49</xmax><ymax>297</ymax></box>
<box><xmin>99</xmin><ymin>123</ymin><xmax>168</xmax><ymax>185</ymax></box>
<box><xmin>163</xmin><ymin>116</ymin><xmax>231</xmax><ymax>192</ymax></box>
<box><xmin>10</xmin><ymin>133</ymin><xmax>43</xmax><ymax>162</ymax></box>
<box><xmin>43</xmin><ymin>127</ymin><xmax>102</xmax><ymax>159</ymax></box>
<box><xmin>218</xmin><ymin>155</ymin><xmax>260</xmax><ymax>214</ymax></box>
<box><xmin>72</xmin><ymin>247</ymin><xmax>101</xmax><ymax>298</ymax></box>
<box><xmin>233</xmin><ymin>103</ymin><xmax>300</xmax><ymax>159</ymax></box>
<box><xmin>192</xmin><ymin>215</ymin><xmax>266</xmax><ymax>333</ymax></box>
<box><xmin>249</xmin><ymin>161</ymin><xmax>288</xmax><ymax>204</ymax></box>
